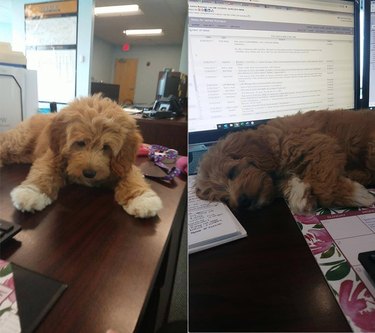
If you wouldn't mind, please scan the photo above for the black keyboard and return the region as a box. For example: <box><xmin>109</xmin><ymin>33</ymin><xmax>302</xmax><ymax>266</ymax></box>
<box><xmin>0</xmin><ymin>219</ymin><xmax>22</xmax><ymax>245</ymax></box>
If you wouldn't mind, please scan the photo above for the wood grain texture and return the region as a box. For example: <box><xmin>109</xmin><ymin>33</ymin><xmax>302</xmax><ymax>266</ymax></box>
<box><xmin>189</xmin><ymin>198</ymin><xmax>352</xmax><ymax>332</ymax></box>
<box><xmin>134</xmin><ymin>115</ymin><xmax>187</xmax><ymax>156</ymax></box>
<box><xmin>0</xmin><ymin>159</ymin><xmax>186</xmax><ymax>333</ymax></box>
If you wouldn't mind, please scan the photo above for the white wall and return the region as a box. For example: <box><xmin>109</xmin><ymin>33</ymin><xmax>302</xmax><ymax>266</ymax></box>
<box><xmin>91</xmin><ymin>37</ymin><xmax>116</xmax><ymax>83</ymax></box>
<box><xmin>76</xmin><ymin>0</ymin><xmax>94</xmax><ymax>97</ymax></box>
<box><xmin>113</xmin><ymin>45</ymin><xmax>182</xmax><ymax>104</ymax></box>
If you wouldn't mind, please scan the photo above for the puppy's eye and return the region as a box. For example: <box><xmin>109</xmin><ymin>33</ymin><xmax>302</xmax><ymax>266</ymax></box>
<box><xmin>228</xmin><ymin>166</ymin><xmax>238</xmax><ymax>180</ymax></box>
<box><xmin>76</xmin><ymin>141</ymin><xmax>86</xmax><ymax>148</ymax></box>
<box><xmin>102</xmin><ymin>144</ymin><xmax>111</xmax><ymax>152</ymax></box>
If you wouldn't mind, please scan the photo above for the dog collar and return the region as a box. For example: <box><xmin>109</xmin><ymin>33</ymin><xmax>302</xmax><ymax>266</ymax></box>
<box><xmin>148</xmin><ymin>145</ymin><xmax>178</xmax><ymax>164</ymax></box>
<box><xmin>147</xmin><ymin>145</ymin><xmax>181</xmax><ymax>182</ymax></box>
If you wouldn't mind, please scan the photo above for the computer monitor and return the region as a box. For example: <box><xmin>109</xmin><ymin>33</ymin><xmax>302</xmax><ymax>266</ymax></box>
<box><xmin>91</xmin><ymin>82</ymin><xmax>120</xmax><ymax>102</ymax></box>
<box><xmin>188</xmin><ymin>0</ymin><xmax>360</xmax><ymax>144</ymax></box>
<box><xmin>155</xmin><ymin>71</ymin><xmax>188</xmax><ymax>100</ymax></box>
<box><xmin>363</xmin><ymin>0</ymin><xmax>375</xmax><ymax>108</ymax></box>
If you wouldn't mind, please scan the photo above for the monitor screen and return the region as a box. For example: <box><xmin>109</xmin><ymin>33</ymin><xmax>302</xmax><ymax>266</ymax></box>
<box><xmin>188</xmin><ymin>0</ymin><xmax>360</xmax><ymax>143</ymax></box>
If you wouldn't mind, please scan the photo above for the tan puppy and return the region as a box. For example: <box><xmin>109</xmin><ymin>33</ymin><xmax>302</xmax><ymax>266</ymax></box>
<box><xmin>0</xmin><ymin>95</ymin><xmax>162</xmax><ymax>218</ymax></box>
<box><xmin>196</xmin><ymin>110</ymin><xmax>375</xmax><ymax>214</ymax></box>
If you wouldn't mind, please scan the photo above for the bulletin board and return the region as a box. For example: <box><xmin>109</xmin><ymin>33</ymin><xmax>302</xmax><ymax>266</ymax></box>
<box><xmin>24</xmin><ymin>0</ymin><xmax>78</xmax><ymax>103</ymax></box>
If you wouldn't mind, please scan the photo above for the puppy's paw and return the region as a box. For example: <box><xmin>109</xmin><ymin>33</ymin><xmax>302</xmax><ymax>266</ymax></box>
<box><xmin>351</xmin><ymin>182</ymin><xmax>375</xmax><ymax>207</ymax></box>
<box><xmin>11</xmin><ymin>185</ymin><xmax>52</xmax><ymax>212</ymax></box>
<box><xmin>285</xmin><ymin>177</ymin><xmax>317</xmax><ymax>215</ymax></box>
<box><xmin>123</xmin><ymin>189</ymin><xmax>162</xmax><ymax>218</ymax></box>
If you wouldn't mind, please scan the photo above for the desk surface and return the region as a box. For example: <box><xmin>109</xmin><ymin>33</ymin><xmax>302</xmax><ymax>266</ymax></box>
<box><xmin>133</xmin><ymin>115</ymin><xmax>187</xmax><ymax>156</ymax></box>
<box><xmin>189</xmin><ymin>198</ymin><xmax>352</xmax><ymax>332</ymax></box>
<box><xmin>0</xmin><ymin>160</ymin><xmax>186</xmax><ymax>333</ymax></box>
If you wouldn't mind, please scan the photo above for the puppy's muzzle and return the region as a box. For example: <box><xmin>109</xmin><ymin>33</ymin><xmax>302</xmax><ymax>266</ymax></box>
<box><xmin>83</xmin><ymin>169</ymin><xmax>97</xmax><ymax>179</ymax></box>
<box><xmin>237</xmin><ymin>194</ymin><xmax>253</xmax><ymax>208</ymax></box>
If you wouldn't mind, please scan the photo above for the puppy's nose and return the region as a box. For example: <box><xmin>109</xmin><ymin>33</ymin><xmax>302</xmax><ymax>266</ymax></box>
<box><xmin>237</xmin><ymin>194</ymin><xmax>253</xmax><ymax>208</ymax></box>
<box><xmin>83</xmin><ymin>169</ymin><xmax>96</xmax><ymax>179</ymax></box>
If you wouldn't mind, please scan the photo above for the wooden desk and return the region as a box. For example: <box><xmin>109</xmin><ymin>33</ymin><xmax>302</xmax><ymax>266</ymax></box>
<box><xmin>133</xmin><ymin>115</ymin><xmax>187</xmax><ymax>156</ymax></box>
<box><xmin>189</xmin><ymin>198</ymin><xmax>352</xmax><ymax>332</ymax></box>
<box><xmin>0</xmin><ymin>160</ymin><xmax>186</xmax><ymax>333</ymax></box>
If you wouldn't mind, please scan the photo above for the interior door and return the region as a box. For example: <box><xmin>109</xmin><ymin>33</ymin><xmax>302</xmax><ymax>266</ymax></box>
<box><xmin>114</xmin><ymin>58</ymin><xmax>138</xmax><ymax>105</ymax></box>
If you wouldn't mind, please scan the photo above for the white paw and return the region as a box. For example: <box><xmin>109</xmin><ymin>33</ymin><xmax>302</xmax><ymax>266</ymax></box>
<box><xmin>285</xmin><ymin>176</ymin><xmax>316</xmax><ymax>215</ymax></box>
<box><xmin>123</xmin><ymin>189</ymin><xmax>162</xmax><ymax>218</ymax></box>
<box><xmin>351</xmin><ymin>183</ymin><xmax>375</xmax><ymax>207</ymax></box>
<box><xmin>11</xmin><ymin>185</ymin><xmax>52</xmax><ymax>212</ymax></box>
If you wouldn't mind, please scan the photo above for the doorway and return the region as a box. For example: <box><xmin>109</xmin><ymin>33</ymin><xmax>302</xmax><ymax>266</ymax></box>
<box><xmin>114</xmin><ymin>58</ymin><xmax>138</xmax><ymax>105</ymax></box>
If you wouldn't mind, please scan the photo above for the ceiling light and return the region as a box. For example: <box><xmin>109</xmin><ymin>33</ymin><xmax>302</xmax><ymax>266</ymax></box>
<box><xmin>94</xmin><ymin>5</ymin><xmax>140</xmax><ymax>16</ymax></box>
<box><xmin>124</xmin><ymin>29</ymin><xmax>163</xmax><ymax>36</ymax></box>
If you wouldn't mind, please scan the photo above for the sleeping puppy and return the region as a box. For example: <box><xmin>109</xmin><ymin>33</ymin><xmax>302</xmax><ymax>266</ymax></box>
<box><xmin>195</xmin><ymin>110</ymin><xmax>375</xmax><ymax>214</ymax></box>
<box><xmin>0</xmin><ymin>95</ymin><xmax>162</xmax><ymax>218</ymax></box>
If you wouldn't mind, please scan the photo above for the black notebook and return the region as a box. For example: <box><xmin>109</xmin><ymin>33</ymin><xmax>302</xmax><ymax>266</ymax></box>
<box><xmin>358</xmin><ymin>250</ymin><xmax>375</xmax><ymax>283</ymax></box>
<box><xmin>11</xmin><ymin>263</ymin><xmax>67</xmax><ymax>333</ymax></box>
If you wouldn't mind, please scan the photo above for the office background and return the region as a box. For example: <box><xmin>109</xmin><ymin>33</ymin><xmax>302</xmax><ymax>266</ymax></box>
<box><xmin>0</xmin><ymin>0</ymin><xmax>188</xmax><ymax>105</ymax></box>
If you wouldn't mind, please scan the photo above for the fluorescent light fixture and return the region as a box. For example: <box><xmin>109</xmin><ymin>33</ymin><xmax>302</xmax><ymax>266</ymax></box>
<box><xmin>124</xmin><ymin>29</ymin><xmax>163</xmax><ymax>36</ymax></box>
<box><xmin>94</xmin><ymin>5</ymin><xmax>140</xmax><ymax>16</ymax></box>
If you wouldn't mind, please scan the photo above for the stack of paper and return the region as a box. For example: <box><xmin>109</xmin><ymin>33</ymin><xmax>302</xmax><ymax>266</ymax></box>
<box><xmin>188</xmin><ymin>175</ymin><xmax>247</xmax><ymax>254</ymax></box>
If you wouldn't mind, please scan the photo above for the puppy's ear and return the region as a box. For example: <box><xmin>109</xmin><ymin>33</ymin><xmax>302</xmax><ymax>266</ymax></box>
<box><xmin>111</xmin><ymin>128</ymin><xmax>143</xmax><ymax>178</ymax></box>
<box><xmin>48</xmin><ymin>113</ymin><xmax>68</xmax><ymax>155</ymax></box>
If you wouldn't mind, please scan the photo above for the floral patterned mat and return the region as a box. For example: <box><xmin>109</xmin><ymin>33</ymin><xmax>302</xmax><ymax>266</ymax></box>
<box><xmin>0</xmin><ymin>260</ymin><xmax>21</xmax><ymax>333</ymax></box>
<box><xmin>292</xmin><ymin>203</ymin><xmax>375</xmax><ymax>333</ymax></box>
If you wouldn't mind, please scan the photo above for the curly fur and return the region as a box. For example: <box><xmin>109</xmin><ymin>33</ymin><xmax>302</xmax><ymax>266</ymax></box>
<box><xmin>0</xmin><ymin>95</ymin><xmax>162</xmax><ymax>218</ymax></box>
<box><xmin>195</xmin><ymin>110</ymin><xmax>375</xmax><ymax>214</ymax></box>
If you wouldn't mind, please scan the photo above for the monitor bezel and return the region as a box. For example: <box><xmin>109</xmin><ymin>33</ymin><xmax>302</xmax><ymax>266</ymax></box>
<box><xmin>362</xmin><ymin>0</ymin><xmax>372</xmax><ymax>108</ymax></box>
